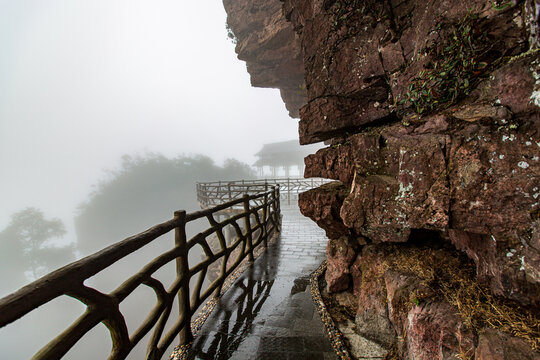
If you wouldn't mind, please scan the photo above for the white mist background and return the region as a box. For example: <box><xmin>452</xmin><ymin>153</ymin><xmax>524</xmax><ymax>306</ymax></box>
<box><xmin>0</xmin><ymin>1</ymin><xmax>300</xmax><ymax>358</ymax></box>
<box><xmin>0</xmin><ymin>0</ymin><xmax>299</xmax><ymax>232</ymax></box>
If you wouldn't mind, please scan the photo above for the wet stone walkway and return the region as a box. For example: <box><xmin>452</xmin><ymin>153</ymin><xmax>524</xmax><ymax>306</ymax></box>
<box><xmin>186</xmin><ymin>204</ymin><xmax>337</xmax><ymax>360</ymax></box>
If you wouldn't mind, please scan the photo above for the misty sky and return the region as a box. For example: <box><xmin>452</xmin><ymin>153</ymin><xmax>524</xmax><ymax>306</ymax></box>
<box><xmin>0</xmin><ymin>1</ymin><xmax>300</xmax><ymax>231</ymax></box>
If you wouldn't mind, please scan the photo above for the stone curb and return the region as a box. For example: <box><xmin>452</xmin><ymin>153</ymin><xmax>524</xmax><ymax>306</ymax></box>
<box><xmin>310</xmin><ymin>260</ymin><xmax>353</xmax><ymax>360</ymax></box>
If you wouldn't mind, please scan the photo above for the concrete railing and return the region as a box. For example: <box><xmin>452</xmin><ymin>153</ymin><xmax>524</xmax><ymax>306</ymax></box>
<box><xmin>0</xmin><ymin>186</ymin><xmax>281</xmax><ymax>360</ymax></box>
<box><xmin>196</xmin><ymin>177</ymin><xmax>330</xmax><ymax>208</ymax></box>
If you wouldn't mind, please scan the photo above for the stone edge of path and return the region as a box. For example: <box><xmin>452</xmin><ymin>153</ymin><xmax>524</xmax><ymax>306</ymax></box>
<box><xmin>170</xmin><ymin>232</ymin><xmax>280</xmax><ymax>360</ymax></box>
<box><xmin>310</xmin><ymin>260</ymin><xmax>353</xmax><ymax>360</ymax></box>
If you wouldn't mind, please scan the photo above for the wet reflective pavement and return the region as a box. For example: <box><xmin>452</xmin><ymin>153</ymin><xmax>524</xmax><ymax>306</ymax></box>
<box><xmin>187</xmin><ymin>204</ymin><xmax>337</xmax><ymax>360</ymax></box>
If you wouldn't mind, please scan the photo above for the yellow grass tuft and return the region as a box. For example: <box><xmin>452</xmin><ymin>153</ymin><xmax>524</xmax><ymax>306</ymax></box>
<box><xmin>383</xmin><ymin>245</ymin><xmax>540</xmax><ymax>350</ymax></box>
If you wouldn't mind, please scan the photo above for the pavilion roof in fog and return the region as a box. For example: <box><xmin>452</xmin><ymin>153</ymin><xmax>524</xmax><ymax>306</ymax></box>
<box><xmin>253</xmin><ymin>140</ymin><xmax>322</xmax><ymax>167</ymax></box>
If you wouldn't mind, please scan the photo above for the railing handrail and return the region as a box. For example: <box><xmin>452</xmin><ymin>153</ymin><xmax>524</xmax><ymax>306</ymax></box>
<box><xmin>0</xmin><ymin>185</ymin><xmax>281</xmax><ymax>360</ymax></box>
<box><xmin>0</xmin><ymin>218</ymin><xmax>178</xmax><ymax>328</ymax></box>
<box><xmin>195</xmin><ymin>177</ymin><xmax>327</xmax><ymax>185</ymax></box>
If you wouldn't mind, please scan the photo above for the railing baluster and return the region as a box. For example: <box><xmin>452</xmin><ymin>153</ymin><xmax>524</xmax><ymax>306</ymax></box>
<box><xmin>174</xmin><ymin>210</ymin><xmax>193</xmax><ymax>345</ymax></box>
<box><xmin>243</xmin><ymin>195</ymin><xmax>254</xmax><ymax>262</ymax></box>
<box><xmin>263</xmin><ymin>192</ymin><xmax>269</xmax><ymax>247</ymax></box>
<box><xmin>287</xmin><ymin>178</ymin><xmax>291</xmax><ymax>205</ymax></box>
<box><xmin>206</xmin><ymin>214</ymin><xmax>229</xmax><ymax>297</ymax></box>
<box><xmin>274</xmin><ymin>187</ymin><xmax>281</xmax><ymax>231</ymax></box>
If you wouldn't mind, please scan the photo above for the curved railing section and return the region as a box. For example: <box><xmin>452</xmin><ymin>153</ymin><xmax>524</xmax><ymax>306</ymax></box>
<box><xmin>0</xmin><ymin>186</ymin><xmax>281</xmax><ymax>360</ymax></box>
<box><xmin>196</xmin><ymin>177</ymin><xmax>330</xmax><ymax>208</ymax></box>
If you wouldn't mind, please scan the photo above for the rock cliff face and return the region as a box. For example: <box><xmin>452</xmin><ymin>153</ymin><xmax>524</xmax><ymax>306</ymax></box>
<box><xmin>224</xmin><ymin>0</ymin><xmax>540</xmax><ymax>358</ymax></box>
<box><xmin>222</xmin><ymin>0</ymin><xmax>306</xmax><ymax>117</ymax></box>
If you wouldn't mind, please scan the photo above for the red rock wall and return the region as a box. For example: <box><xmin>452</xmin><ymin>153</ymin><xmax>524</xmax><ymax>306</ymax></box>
<box><xmin>290</xmin><ymin>1</ymin><xmax>540</xmax><ymax>358</ymax></box>
<box><xmin>224</xmin><ymin>0</ymin><xmax>540</xmax><ymax>358</ymax></box>
<box><xmin>288</xmin><ymin>0</ymin><xmax>540</xmax><ymax>307</ymax></box>
<box><xmin>222</xmin><ymin>0</ymin><xmax>306</xmax><ymax>117</ymax></box>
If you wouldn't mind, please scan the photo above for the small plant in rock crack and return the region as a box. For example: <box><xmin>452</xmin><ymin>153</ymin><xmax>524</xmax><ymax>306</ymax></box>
<box><xmin>331</xmin><ymin>0</ymin><xmax>363</xmax><ymax>28</ymax></box>
<box><xmin>399</xmin><ymin>11</ymin><xmax>492</xmax><ymax>116</ymax></box>
<box><xmin>225</xmin><ymin>22</ymin><xmax>238</xmax><ymax>44</ymax></box>
<box><xmin>491</xmin><ymin>0</ymin><xmax>514</xmax><ymax>11</ymax></box>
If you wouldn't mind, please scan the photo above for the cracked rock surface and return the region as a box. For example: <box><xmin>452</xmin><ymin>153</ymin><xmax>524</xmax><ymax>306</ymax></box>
<box><xmin>224</xmin><ymin>0</ymin><xmax>540</xmax><ymax>358</ymax></box>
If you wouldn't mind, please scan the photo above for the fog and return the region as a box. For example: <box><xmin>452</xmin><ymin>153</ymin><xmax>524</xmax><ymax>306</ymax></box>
<box><xmin>0</xmin><ymin>1</ymin><xmax>302</xmax><ymax>358</ymax></box>
<box><xmin>0</xmin><ymin>0</ymin><xmax>299</xmax><ymax>230</ymax></box>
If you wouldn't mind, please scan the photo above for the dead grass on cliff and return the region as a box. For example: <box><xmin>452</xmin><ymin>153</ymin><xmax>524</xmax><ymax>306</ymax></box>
<box><xmin>384</xmin><ymin>245</ymin><xmax>540</xmax><ymax>350</ymax></box>
<box><xmin>445</xmin><ymin>280</ymin><xmax>540</xmax><ymax>350</ymax></box>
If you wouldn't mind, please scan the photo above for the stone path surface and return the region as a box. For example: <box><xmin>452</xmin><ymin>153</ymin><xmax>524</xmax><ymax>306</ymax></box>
<box><xmin>186</xmin><ymin>203</ymin><xmax>337</xmax><ymax>360</ymax></box>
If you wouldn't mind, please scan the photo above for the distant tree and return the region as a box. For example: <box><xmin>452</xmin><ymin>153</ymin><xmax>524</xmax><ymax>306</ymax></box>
<box><xmin>222</xmin><ymin>158</ymin><xmax>256</xmax><ymax>179</ymax></box>
<box><xmin>75</xmin><ymin>153</ymin><xmax>256</xmax><ymax>255</ymax></box>
<box><xmin>0</xmin><ymin>208</ymin><xmax>75</xmax><ymax>291</ymax></box>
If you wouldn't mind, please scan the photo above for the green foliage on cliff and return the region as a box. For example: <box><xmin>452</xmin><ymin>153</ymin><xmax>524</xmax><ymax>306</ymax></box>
<box><xmin>491</xmin><ymin>0</ymin><xmax>514</xmax><ymax>11</ymax></box>
<box><xmin>225</xmin><ymin>22</ymin><xmax>238</xmax><ymax>44</ymax></box>
<box><xmin>401</xmin><ymin>12</ymin><xmax>491</xmax><ymax>116</ymax></box>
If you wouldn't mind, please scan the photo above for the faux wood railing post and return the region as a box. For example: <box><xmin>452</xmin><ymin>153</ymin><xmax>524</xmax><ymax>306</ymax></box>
<box><xmin>287</xmin><ymin>178</ymin><xmax>291</xmax><ymax>205</ymax></box>
<box><xmin>243</xmin><ymin>195</ymin><xmax>254</xmax><ymax>262</ymax></box>
<box><xmin>274</xmin><ymin>187</ymin><xmax>281</xmax><ymax>231</ymax></box>
<box><xmin>263</xmin><ymin>191</ymin><xmax>269</xmax><ymax>247</ymax></box>
<box><xmin>174</xmin><ymin>210</ymin><xmax>193</xmax><ymax>345</ymax></box>
<box><xmin>228</xmin><ymin>183</ymin><xmax>232</xmax><ymax>202</ymax></box>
